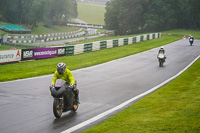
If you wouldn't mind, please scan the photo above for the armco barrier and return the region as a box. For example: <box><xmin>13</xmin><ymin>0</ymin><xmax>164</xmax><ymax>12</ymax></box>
<box><xmin>128</xmin><ymin>37</ymin><xmax>132</xmax><ymax>45</ymax></box>
<box><xmin>92</xmin><ymin>41</ymin><xmax>100</xmax><ymax>51</ymax></box>
<box><xmin>113</xmin><ymin>39</ymin><xmax>119</xmax><ymax>47</ymax></box>
<box><xmin>84</xmin><ymin>43</ymin><xmax>93</xmax><ymax>53</ymax></box>
<box><xmin>74</xmin><ymin>44</ymin><xmax>84</xmax><ymax>55</ymax></box>
<box><xmin>100</xmin><ymin>41</ymin><xmax>107</xmax><ymax>49</ymax></box>
<box><xmin>71</xmin><ymin>33</ymin><xmax>161</xmax><ymax>55</ymax></box>
<box><xmin>8</xmin><ymin>28</ymin><xmax>83</xmax><ymax>44</ymax></box>
<box><xmin>132</xmin><ymin>37</ymin><xmax>136</xmax><ymax>43</ymax></box>
<box><xmin>72</xmin><ymin>33</ymin><xmax>161</xmax><ymax>55</ymax></box>
<box><xmin>107</xmin><ymin>40</ymin><xmax>113</xmax><ymax>48</ymax></box>
<box><xmin>0</xmin><ymin>33</ymin><xmax>161</xmax><ymax>64</ymax></box>
<box><xmin>124</xmin><ymin>38</ymin><xmax>128</xmax><ymax>45</ymax></box>
<box><xmin>153</xmin><ymin>33</ymin><xmax>155</xmax><ymax>39</ymax></box>
<box><xmin>146</xmin><ymin>34</ymin><xmax>149</xmax><ymax>40</ymax></box>
<box><xmin>118</xmin><ymin>38</ymin><xmax>124</xmax><ymax>46</ymax></box>
<box><xmin>140</xmin><ymin>35</ymin><xmax>144</xmax><ymax>42</ymax></box>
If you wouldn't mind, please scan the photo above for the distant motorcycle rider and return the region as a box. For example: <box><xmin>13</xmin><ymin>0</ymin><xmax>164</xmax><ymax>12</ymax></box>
<box><xmin>50</xmin><ymin>62</ymin><xmax>79</xmax><ymax>103</ymax></box>
<box><xmin>157</xmin><ymin>46</ymin><xmax>166</xmax><ymax>62</ymax></box>
<box><xmin>189</xmin><ymin>36</ymin><xmax>194</xmax><ymax>46</ymax></box>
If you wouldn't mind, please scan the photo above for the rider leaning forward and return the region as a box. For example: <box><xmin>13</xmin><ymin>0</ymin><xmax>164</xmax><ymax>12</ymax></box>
<box><xmin>157</xmin><ymin>46</ymin><xmax>166</xmax><ymax>62</ymax></box>
<box><xmin>50</xmin><ymin>62</ymin><xmax>79</xmax><ymax>103</ymax></box>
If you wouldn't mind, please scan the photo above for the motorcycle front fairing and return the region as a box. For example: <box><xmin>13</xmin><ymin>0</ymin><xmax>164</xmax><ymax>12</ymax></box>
<box><xmin>158</xmin><ymin>53</ymin><xmax>164</xmax><ymax>59</ymax></box>
<box><xmin>51</xmin><ymin>79</ymin><xmax>67</xmax><ymax>98</ymax></box>
<box><xmin>189</xmin><ymin>39</ymin><xmax>194</xmax><ymax>45</ymax></box>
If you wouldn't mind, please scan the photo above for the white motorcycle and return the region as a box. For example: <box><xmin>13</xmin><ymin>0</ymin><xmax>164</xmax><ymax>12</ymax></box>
<box><xmin>157</xmin><ymin>53</ymin><xmax>165</xmax><ymax>67</ymax></box>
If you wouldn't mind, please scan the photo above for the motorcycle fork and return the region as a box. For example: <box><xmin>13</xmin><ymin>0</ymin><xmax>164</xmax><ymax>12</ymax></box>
<box><xmin>57</xmin><ymin>97</ymin><xmax>64</xmax><ymax>109</ymax></box>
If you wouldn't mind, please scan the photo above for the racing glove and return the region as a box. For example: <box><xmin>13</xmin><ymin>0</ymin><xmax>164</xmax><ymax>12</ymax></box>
<box><xmin>50</xmin><ymin>85</ymin><xmax>54</xmax><ymax>90</ymax></box>
<box><xmin>69</xmin><ymin>84</ymin><xmax>74</xmax><ymax>89</ymax></box>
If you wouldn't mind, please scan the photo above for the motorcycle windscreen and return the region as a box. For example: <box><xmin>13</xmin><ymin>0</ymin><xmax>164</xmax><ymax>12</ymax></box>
<box><xmin>51</xmin><ymin>79</ymin><xmax>67</xmax><ymax>97</ymax></box>
<box><xmin>55</xmin><ymin>79</ymin><xmax>66</xmax><ymax>88</ymax></box>
<box><xmin>158</xmin><ymin>53</ymin><xmax>164</xmax><ymax>58</ymax></box>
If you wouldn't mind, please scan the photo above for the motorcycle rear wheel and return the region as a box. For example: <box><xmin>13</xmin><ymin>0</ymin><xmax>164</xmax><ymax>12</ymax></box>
<box><xmin>53</xmin><ymin>98</ymin><xmax>63</xmax><ymax>118</ymax></box>
<box><xmin>159</xmin><ymin>60</ymin><xmax>163</xmax><ymax>67</ymax></box>
<box><xmin>72</xmin><ymin>103</ymin><xmax>79</xmax><ymax>112</ymax></box>
<box><xmin>72</xmin><ymin>97</ymin><xmax>79</xmax><ymax>112</ymax></box>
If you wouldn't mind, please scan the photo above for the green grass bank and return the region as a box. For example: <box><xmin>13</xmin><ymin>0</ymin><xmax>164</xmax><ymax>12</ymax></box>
<box><xmin>77</xmin><ymin>2</ymin><xmax>106</xmax><ymax>25</ymax></box>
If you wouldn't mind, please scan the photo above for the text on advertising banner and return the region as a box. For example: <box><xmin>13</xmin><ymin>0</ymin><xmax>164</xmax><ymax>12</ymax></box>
<box><xmin>0</xmin><ymin>49</ymin><xmax>21</xmax><ymax>63</ymax></box>
<box><xmin>22</xmin><ymin>47</ymin><xmax>65</xmax><ymax>60</ymax></box>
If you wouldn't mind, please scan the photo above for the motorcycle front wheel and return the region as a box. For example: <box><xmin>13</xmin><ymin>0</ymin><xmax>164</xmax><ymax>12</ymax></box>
<box><xmin>53</xmin><ymin>97</ymin><xmax>64</xmax><ymax>118</ymax></box>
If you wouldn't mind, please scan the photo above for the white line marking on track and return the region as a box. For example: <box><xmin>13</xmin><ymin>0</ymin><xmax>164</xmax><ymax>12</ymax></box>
<box><xmin>61</xmin><ymin>55</ymin><xmax>200</xmax><ymax>133</ymax></box>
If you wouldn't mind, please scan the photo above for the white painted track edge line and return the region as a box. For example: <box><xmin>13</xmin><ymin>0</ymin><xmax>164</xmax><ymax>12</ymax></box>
<box><xmin>61</xmin><ymin>55</ymin><xmax>200</xmax><ymax>133</ymax></box>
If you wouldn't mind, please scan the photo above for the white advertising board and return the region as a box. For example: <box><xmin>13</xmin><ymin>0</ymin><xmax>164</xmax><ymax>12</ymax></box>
<box><xmin>0</xmin><ymin>49</ymin><xmax>21</xmax><ymax>63</ymax></box>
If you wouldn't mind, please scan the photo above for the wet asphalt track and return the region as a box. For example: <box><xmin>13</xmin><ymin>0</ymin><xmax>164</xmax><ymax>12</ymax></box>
<box><xmin>0</xmin><ymin>39</ymin><xmax>199</xmax><ymax>133</ymax></box>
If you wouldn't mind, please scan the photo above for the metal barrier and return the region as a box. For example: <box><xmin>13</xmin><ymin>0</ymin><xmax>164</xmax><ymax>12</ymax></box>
<box><xmin>0</xmin><ymin>33</ymin><xmax>161</xmax><ymax>64</ymax></box>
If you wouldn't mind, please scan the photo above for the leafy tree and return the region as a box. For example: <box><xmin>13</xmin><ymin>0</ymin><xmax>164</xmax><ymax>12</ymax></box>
<box><xmin>69</xmin><ymin>0</ymin><xmax>78</xmax><ymax>19</ymax></box>
<box><xmin>177</xmin><ymin>0</ymin><xmax>200</xmax><ymax>29</ymax></box>
<box><xmin>105</xmin><ymin>0</ymin><xmax>122</xmax><ymax>34</ymax></box>
<box><xmin>144</xmin><ymin>0</ymin><xmax>178</xmax><ymax>31</ymax></box>
<box><xmin>0</xmin><ymin>0</ymin><xmax>78</xmax><ymax>28</ymax></box>
<box><xmin>24</xmin><ymin>0</ymin><xmax>48</xmax><ymax>28</ymax></box>
<box><xmin>105</xmin><ymin>0</ymin><xmax>200</xmax><ymax>35</ymax></box>
<box><xmin>105</xmin><ymin>0</ymin><xmax>149</xmax><ymax>35</ymax></box>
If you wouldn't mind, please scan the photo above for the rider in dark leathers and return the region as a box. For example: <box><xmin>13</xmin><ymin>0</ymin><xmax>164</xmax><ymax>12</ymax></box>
<box><xmin>157</xmin><ymin>46</ymin><xmax>166</xmax><ymax>62</ymax></box>
<box><xmin>189</xmin><ymin>36</ymin><xmax>194</xmax><ymax>46</ymax></box>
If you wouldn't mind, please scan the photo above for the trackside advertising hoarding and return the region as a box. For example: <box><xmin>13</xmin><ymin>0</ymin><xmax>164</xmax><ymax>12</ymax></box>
<box><xmin>22</xmin><ymin>47</ymin><xmax>65</xmax><ymax>60</ymax></box>
<box><xmin>0</xmin><ymin>49</ymin><xmax>21</xmax><ymax>63</ymax></box>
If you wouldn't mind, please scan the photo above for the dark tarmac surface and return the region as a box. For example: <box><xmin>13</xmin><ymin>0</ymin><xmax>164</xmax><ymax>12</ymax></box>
<box><xmin>0</xmin><ymin>39</ymin><xmax>199</xmax><ymax>133</ymax></box>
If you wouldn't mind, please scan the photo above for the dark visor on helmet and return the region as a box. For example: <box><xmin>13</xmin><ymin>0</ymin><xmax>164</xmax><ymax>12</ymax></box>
<box><xmin>58</xmin><ymin>68</ymin><xmax>64</xmax><ymax>74</ymax></box>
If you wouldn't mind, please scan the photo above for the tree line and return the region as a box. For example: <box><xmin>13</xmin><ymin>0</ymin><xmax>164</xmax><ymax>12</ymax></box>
<box><xmin>0</xmin><ymin>0</ymin><xmax>78</xmax><ymax>29</ymax></box>
<box><xmin>105</xmin><ymin>0</ymin><xmax>200</xmax><ymax>35</ymax></box>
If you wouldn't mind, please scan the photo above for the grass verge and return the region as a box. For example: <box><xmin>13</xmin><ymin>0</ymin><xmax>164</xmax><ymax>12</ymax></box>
<box><xmin>0</xmin><ymin>45</ymin><xmax>25</xmax><ymax>50</ymax></box>
<box><xmin>0</xmin><ymin>35</ymin><xmax>179</xmax><ymax>82</ymax></box>
<box><xmin>162</xmin><ymin>29</ymin><xmax>200</xmax><ymax>39</ymax></box>
<box><xmin>82</xmin><ymin>58</ymin><xmax>200</xmax><ymax>133</ymax></box>
<box><xmin>77</xmin><ymin>2</ymin><xmax>106</xmax><ymax>25</ymax></box>
<box><xmin>31</xmin><ymin>26</ymin><xmax>80</xmax><ymax>35</ymax></box>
